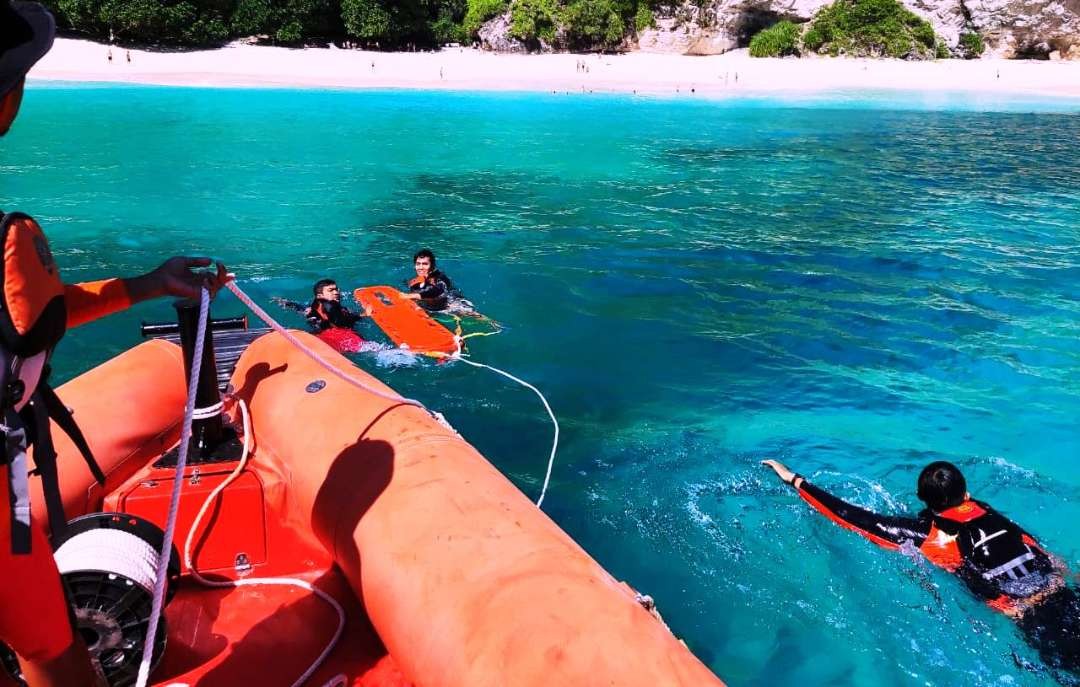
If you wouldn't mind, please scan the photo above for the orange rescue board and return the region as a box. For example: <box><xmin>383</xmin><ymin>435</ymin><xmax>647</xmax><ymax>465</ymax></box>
<box><xmin>354</xmin><ymin>286</ymin><xmax>457</xmax><ymax>355</ymax></box>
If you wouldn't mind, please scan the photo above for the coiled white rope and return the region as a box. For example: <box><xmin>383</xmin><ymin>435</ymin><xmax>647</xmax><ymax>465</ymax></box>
<box><xmin>136</xmin><ymin>288</ymin><xmax>211</xmax><ymax>687</ymax></box>
<box><xmin>184</xmin><ymin>396</ymin><xmax>346</xmax><ymax>687</ymax></box>
<box><xmin>190</xmin><ymin>401</ymin><xmax>223</xmax><ymax>420</ymax></box>
<box><xmin>54</xmin><ymin>527</ymin><xmax>159</xmax><ymax>592</ymax></box>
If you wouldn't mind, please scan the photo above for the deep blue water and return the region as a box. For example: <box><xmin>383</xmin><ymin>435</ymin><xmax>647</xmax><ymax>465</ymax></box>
<box><xmin>4</xmin><ymin>84</ymin><xmax>1080</xmax><ymax>686</ymax></box>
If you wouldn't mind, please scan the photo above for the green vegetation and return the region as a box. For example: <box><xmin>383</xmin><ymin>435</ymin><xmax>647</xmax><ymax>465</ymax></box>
<box><xmin>42</xmin><ymin>0</ymin><xmax>947</xmax><ymax>56</ymax></box>
<box><xmin>463</xmin><ymin>0</ymin><xmax>507</xmax><ymax>37</ymax></box>
<box><xmin>748</xmin><ymin>20</ymin><xmax>800</xmax><ymax>57</ymax></box>
<box><xmin>633</xmin><ymin>1</ymin><xmax>654</xmax><ymax>31</ymax></box>
<box><xmin>562</xmin><ymin>0</ymin><xmax>624</xmax><ymax>49</ymax></box>
<box><xmin>802</xmin><ymin>0</ymin><xmax>939</xmax><ymax>59</ymax></box>
<box><xmin>510</xmin><ymin>0</ymin><xmax>559</xmax><ymax>44</ymax></box>
<box><xmin>959</xmin><ymin>31</ymin><xmax>984</xmax><ymax>58</ymax></box>
<box><xmin>43</xmin><ymin>0</ymin><xmax>649</xmax><ymax>50</ymax></box>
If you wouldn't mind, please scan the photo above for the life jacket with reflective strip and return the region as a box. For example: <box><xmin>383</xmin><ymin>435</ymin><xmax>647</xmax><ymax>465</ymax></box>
<box><xmin>919</xmin><ymin>499</ymin><xmax>1055</xmax><ymax>610</ymax></box>
<box><xmin>0</xmin><ymin>211</ymin><xmax>105</xmax><ymax>554</ymax></box>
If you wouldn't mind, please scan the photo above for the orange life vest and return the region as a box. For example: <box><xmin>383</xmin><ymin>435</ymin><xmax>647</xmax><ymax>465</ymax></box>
<box><xmin>0</xmin><ymin>211</ymin><xmax>103</xmax><ymax>554</ymax></box>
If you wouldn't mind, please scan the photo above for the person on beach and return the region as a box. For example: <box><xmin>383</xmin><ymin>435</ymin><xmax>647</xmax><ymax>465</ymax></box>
<box><xmin>1</xmin><ymin>4</ymin><xmax>230</xmax><ymax>684</ymax></box>
<box><xmin>403</xmin><ymin>248</ymin><xmax>459</xmax><ymax>312</ymax></box>
<box><xmin>762</xmin><ymin>459</ymin><xmax>1080</xmax><ymax>680</ymax></box>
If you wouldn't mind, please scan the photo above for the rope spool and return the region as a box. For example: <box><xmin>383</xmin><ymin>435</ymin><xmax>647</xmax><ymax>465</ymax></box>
<box><xmin>52</xmin><ymin>513</ymin><xmax>180</xmax><ymax>687</ymax></box>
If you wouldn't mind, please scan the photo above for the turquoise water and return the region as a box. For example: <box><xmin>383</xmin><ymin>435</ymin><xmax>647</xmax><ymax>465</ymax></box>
<box><xmin>5</xmin><ymin>84</ymin><xmax>1080</xmax><ymax>686</ymax></box>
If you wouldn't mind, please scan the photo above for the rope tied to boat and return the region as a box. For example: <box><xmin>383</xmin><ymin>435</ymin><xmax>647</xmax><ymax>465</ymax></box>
<box><xmin>136</xmin><ymin>286</ymin><xmax>347</xmax><ymax>687</ymax></box>
<box><xmin>135</xmin><ymin>287</ymin><xmax>210</xmax><ymax>687</ymax></box>
<box><xmin>225</xmin><ymin>279</ymin><xmax>560</xmax><ymax>509</ymax></box>
<box><xmin>132</xmin><ymin>278</ymin><xmax>562</xmax><ymax>686</ymax></box>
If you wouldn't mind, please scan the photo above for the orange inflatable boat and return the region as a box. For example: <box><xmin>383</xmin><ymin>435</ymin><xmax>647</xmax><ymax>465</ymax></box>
<box><xmin>5</xmin><ymin>307</ymin><xmax>724</xmax><ymax>687</ymax></box>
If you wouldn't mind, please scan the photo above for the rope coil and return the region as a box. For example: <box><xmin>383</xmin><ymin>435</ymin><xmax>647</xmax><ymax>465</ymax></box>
<box><xmin>190</xmin><ymin>401</ymin><xmax>223</xmax><ymax>420</ymax></box>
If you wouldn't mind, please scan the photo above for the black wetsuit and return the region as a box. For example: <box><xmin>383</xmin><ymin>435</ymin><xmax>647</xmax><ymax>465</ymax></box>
<box><xmin>794</xmin><ymin>479</ymin><xmax>1080</xmax><ymax>678</ymax></box>
<box><xmin>306</xmin><ymin>297</ymin><xmax>362</xmax><ymax>332</ymax></box>
<box><xmin>407</xmin><ymin>270</ymin><xmax>457</xmax><ymax>311</ymax></box>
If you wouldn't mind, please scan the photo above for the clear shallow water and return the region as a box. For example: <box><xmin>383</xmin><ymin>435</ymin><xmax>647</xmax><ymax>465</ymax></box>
<box><xmin>4</xmin><ymin>85</ymin><xmax>1080</xmax><ymax>686</ymax></box>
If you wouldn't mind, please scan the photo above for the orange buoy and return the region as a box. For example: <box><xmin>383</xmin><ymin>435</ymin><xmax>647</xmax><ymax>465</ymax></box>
<box><xmin>354</xmin><ymin>286</ymin><xmax>457</xmax><ymax>355</ymax></box>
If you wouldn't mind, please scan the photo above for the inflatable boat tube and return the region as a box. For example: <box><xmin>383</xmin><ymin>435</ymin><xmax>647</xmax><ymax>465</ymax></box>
<box><xmin>232</xmin><ymin>331</ymin><xmax>722</xmax><ymax>687</ymax></box>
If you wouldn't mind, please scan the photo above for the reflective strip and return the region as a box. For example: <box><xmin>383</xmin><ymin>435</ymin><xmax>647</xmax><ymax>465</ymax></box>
<box><xmin>970</xmin><ymin>528</ymin><xmax>1007</xmax><ymax>550</ymax></box>
<box><xmin>982</xmin><ymin>550</ymin><xmax>1035</xmax><ymax>580</ymax></box>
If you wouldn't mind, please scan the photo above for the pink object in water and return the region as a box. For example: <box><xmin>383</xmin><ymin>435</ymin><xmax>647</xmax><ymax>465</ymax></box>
<box><xmin>316</xmin><ymin>327</ymin><xmax>369</xmax><ymax>353</ymax></box>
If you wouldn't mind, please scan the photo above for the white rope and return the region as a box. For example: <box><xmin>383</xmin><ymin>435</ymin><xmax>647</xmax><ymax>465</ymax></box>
<box><xmin>190</xmin><ymin>401</ymin><xmax>223</xmax><ymax>420</ymax></box>
<box><xmin>54</xmin><ymin>527</ymin><xmax>159</xmax><ymax>592</ymax></box>
<box><xmin>452</xmin><ymin>355</ymin><xmax>560</xmax><ymax>509</ymax></box>
<box><xmin>224</xmin><ymin>280</ymin><xmax>424</xmax><ymax>409</ymax></box>
<box><xmin>136</xmin><ymin>288</ymin><xmax>211</xmax><ymax>687</ymax></box>
<box><xmin>184</xmin><ymin>397</ymin><xmax>346</xmax><ymax>687</ymax></box>
<box><xmin>225</xmin><ymin>279</ymin><xmax>560</xmax><ymax>509</ymax></box>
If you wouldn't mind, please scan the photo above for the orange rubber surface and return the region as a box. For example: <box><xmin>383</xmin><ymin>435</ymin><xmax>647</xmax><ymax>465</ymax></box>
<box><xmin>232</xmin><ymin>331</ymin><xmax>725</xmax><ymax>687</ymax></box>
<box><xmin>15</xmin><ymin>332</ymin><xmax>723</xmax><ymax>687</ymax></box>
<box><xmin>354</xmin><ymin>286</ymin><xmax>457</xmax><ymax>355</ymax></box>
<box><xmin>152</xmin><ymin>569</ymin><xmax>410</xmax><ymax>687</ymax></box>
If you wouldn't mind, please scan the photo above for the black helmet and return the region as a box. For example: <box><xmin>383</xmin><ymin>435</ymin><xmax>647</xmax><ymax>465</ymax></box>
<box><xmin>0</xmin><ymin>1</ymin><xmax>55</xmax><ymax>98</ymax></box>
<box><xmin>916</xmin><ymin>461</ymin><xmax>967</xmax><ymax>512</ymax></box>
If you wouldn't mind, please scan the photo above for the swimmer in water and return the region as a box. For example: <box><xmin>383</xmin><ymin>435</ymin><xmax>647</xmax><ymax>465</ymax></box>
<box><xmin>762</xmin><ymin>459</ymin><xmax>1080</xmax><ymax>681</ymax></box>
<box><xmin>273</xmin><ymin>278</ymin><xmax>368</xmax><ymax>332</ymax></box>
<box><xmin>402</xmin><ymin>248</ymin><xmax>459</xmax><ymax>312</ymax></box>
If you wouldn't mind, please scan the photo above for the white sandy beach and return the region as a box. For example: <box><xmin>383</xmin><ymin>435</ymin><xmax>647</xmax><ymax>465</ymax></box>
<box><xmin>28</xmin><ymin>38</ymin><xmax>1080</xmax><ymax>98</ymax></box>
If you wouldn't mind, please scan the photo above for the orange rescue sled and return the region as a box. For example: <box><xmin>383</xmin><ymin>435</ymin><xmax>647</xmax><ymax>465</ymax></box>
<box><xmin>354</xmin><ymin>286</ymin><xmax>457</xmax><ymax>355</ymax></box>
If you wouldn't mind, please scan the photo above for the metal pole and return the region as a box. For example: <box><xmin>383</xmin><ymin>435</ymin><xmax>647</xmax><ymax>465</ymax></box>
<box><xmin>174</xmin><ymin>298</ymin><xmax>223</xmax><ymax>455</ymax></box>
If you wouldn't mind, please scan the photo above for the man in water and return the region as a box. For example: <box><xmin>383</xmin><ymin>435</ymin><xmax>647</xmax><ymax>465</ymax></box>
<box><xmin>273</xmin><ymin>279</ymin><xmax>367</xmax><ymax>333</ymax></box>
<box><xmin>762</xmin><ymin>459</ymin><xmax>1080</xmax><ymax>679</ymax></box>
<box><xmin>403</xmin><ymin>248</ymin><xmax>458</xmax><ymax>312</ymax></box>
<box><xmin>1</xmin><ymin>4</ymin><xmax>230</xmax><ymax>683</ymax></box>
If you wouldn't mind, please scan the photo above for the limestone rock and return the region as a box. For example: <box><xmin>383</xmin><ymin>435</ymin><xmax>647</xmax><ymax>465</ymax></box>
<box><xmin>479</xmin><ymin>0</ymin><xmax>1079</xmax><ymax>57</ymax></box>
<box><xmin>963</xmin><ymin>0</ymin><xmax>1080</xmax><ymax>57</ymax></box>
<box><xmin>478</xmin><ymin>12</ymin><xmax>530</xmax><ymax>53</ymax></box>
<box><xmin>638</xmin><ymin>0</ymin><xmax>829</xmax><ymax>55</ymax></box>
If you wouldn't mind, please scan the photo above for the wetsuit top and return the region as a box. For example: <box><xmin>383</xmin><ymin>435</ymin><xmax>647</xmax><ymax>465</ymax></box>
<box><xmin>795</xmin><ymin>479</ymin><xmax>1061</xmax><ymax>614</ymax></box>
<box><xmin>307</xmin><ymin>297</ymin><xmax>362</xmax><ymax>332</ymax></box>
<box><xmin>407</xmin><ymin>270</ymin><xmax>457</xmax><ymax>311</ymax></box>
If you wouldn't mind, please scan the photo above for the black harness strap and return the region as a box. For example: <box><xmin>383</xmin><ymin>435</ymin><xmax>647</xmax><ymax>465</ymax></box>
<box><xmin>37</xmin><ymin>382</ymin><xmax>106</xmax><ymax>485</ymax></box>
<box><xmin>21</xmin><ymin>392</ymin><xmax>67</xmax><ymax>542</ymax></box>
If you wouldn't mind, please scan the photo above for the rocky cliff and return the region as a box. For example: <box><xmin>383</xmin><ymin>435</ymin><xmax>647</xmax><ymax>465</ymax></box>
<box><xmin>480</xmin><ymin>0</ymin><xmax>1079</xmax><ymax>57</ymax></box>
<box><xmin>634</xmin><ymin>0</ymin><xmax>1080</xmax><ymax>57</ymax></box>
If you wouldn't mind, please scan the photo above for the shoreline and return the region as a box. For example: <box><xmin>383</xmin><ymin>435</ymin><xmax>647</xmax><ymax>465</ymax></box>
<box><xmin>29</xmin><ymin>38</ymin><xmax>1080</xmax><ymax>99</ymax></box>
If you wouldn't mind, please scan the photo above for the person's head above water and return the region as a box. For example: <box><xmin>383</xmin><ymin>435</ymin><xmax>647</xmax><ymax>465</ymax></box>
<box><xmin>313</xmin><ymin>278</ymin><xmax>340</xmax><ymax>301</ymax></box>
<box><xmin>413</xmin><ymin>248</ymin><xmax>436</xmax><ymax>280</ymax></box>
<box><xmin>0</xmin><ymin>1</ymin><xmax>55</xmax><ymax>136</ymax></box>
<box><xmin>917</xmin><ymin>461</ymin><xmax>968</xmax><ymax>512</ymax></box>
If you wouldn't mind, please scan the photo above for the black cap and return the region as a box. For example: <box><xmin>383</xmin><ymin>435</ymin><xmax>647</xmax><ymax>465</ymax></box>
<box><xmin>0</xmin><ymin>2</ymin><xmax>55</xmax><ymax>97</ymax></box>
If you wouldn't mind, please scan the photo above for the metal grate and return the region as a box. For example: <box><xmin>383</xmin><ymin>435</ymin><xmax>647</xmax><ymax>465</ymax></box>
<box><xmin>148</xmin><ymin>328</ymin><xmax>271</xmax><ymax>391</ymax></box>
